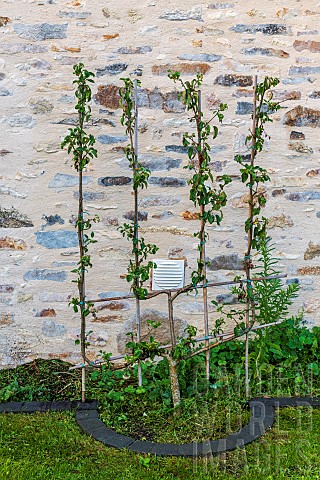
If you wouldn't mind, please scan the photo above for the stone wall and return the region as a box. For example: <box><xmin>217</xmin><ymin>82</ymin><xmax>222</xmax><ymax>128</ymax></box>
<box><xmin>0</xmin><ymin>0</ymin><xmax>319</xmax><ymax>367</ymax></box>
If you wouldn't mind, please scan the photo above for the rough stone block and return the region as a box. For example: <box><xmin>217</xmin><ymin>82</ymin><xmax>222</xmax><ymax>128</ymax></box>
<box><xmin>304</xmin><ymin>242</ymin><xmax>320</xmax><ymax>260</ymax></box>
<box><xmin>152</xmin><ymin>63</ymin><xmax>210</xmax><ymax>76</ymax></box>
<box><xmin>230</xmin><ymin>24</ymin><xmax>291</xmax><ymax>35</ymax></box>
<box><xmin>0</xmin><ymin>88</ymin><xmax>12</xmax><ymax>96</ymax></box>
<box><xmin>35</xmin><ymin>309</ymin><xmax>56</xmax><ymax>317</ymax></box>
<box><xmin>308</xmin><ymin>91</ymin><xmax>320</xmax><ymax>99</ymax></box>
<box><xmin>178</xmin><ymin>53</ymin><xmax>221</xmax><ymax>62</ymax></box>
<box><xmin>290</xmin><ymin>131</ymin><xmax>305</xmax><ymax>139</ymax></box>
<box><xmin>13</xmin><ymin>23</ymin><xmax>68</xmax><ymax>41</ymax></box>
<box><xmin>159</xmin><ymin>8</ymin><xmax>202</xmax><ymax>21</ymax></box>
<box><xmin>283</xmin><ymin>106</ymin><xmax>320</xmax><ymax>127</ymax></box>
<box><xmin>242</xmin><ymin>47</ymin><xmax>289</xmax><ymax>58</ymax></box>
<box><xmin>0</xmin><ymin>237</ymin><xmax>26</xmax><ymax>250</ymax></box>
<box><xmin>115</xmin><ymin>46</ymin><xmax>152</xmax><ymax>54</ymax></box>
<box><xmin>8</xmin><ymin>114</ymin><xmax>35</xmax><ymax>128</ymax></box>
<box><xmin>0</xmin><ymin>43</ymin><xmax>48</xmax><ymax>54</ymax></box>
<box><xmin>42</xmin><ymin>319</ymin><xmax>66</xmax><ymax>337</ymax></box>
<box><xmin>139</xmin><ymin>195</ymin><xmax>180</xmax><ymax>207</ymax></box>
<box><xmin>208</xmin><ymin>253</ymin><xmax>243</xmax><ymax>271</ymax></box>
<box><xmin>123</xmin><ymin>211</ymin><xmax>148</xmax><ymax>221</ymax></box>
<box><xmin>97</xmin><ymin>135</ymin><xmax>127</xmax><ymax>144</ymax></box>
<box><xmin>216</xmin><ymin>293</ymin><xmax>237</xmax><ymax>304</ymax></box>
<box><xmin>23</xmin><ymin>269</ymin><xmax>67</xmax><ymax>282</ymax></box>
<box><xmin>57</xmin><ymin>11</ymin><xmax>91</xmax><ymax>19</ymax></box>
<box><xmin>49</xmin><ymin>173</ymin><xmax>92</xmax><ymax>188</ymax></box>
<box><xmin>35</xmin><ymin>230</ymin><xmax>78</xmax><ymax>249</ymax></box>
<box><xmin>0</xmin><ymin>285</ymin><xmax>14</xmax><ymax>293</ymax></box>
<box><xmin>215</xmin><ymin>74</ymin><xmax>253</xmax><ymax>87</ymax></box>
<box><xmin>294</xmin><ymin>40</ymin><xmax>320</xmax><ymax>52</ymax></box>
<box><xmin>98</xmin><ymin>176</ymin><xmax>131</xmax><ymax>187</ymax></box>
<box><xmin>149</xmin><ymin>177</ymin><xmax>186</xmax><ymax>187</ymax></box>
<box><xmin>0</xmin><ymin>208</ymin><xmax>33</xmax><ymax>228</ymax></box>
<box><xmin>117</xmin><ymin>154</ymin><xmax>181</xmax><ymax>171</ymax></box>
<box><xmin>117</xmin><ymin>309</ymin><xmax>187</xmax><ymax>353</ymax></box>
<box><xmin>290</xmin><ymin>66</ymin><xmax>320</xmax><ymax>75</ymax></box>
<box><xmin>285</xmin><ymin>191</ymin><xmax>320</xmax><ymax>201</ymax></box>
<box><xmin>298</xmin><ymin>266</ymin><xmax>320</xmax><ymax>275</ymax></box>
<box><xmin>165</xmin><ymin>145</ymin><xmax>188</xmax><ymax>154</ymax></box>
<box><xmin>96</xmin><ymin>64</ymin><xmax>128</xmax><ymax>77</ymax></box>
<box><xmin>29</xmin><ymin>99</ymin><xmax>54</xmax><ymax>114</ymax></box>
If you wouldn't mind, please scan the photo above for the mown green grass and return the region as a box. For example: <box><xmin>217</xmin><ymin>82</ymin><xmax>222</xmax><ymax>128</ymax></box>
<box><xmin>1</xmin><ymin>407</ymin><xmax>320</xmax><ymax>480</ymax></box>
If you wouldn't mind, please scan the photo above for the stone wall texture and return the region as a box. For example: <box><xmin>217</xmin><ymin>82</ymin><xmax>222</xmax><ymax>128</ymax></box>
<box><xmin>0</xmin><ymin>0</ymin><xmax>319</xmax><ymax>367</ymax></box>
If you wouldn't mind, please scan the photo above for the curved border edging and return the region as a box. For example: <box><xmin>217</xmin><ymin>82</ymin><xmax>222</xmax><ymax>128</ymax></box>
<box><xmin>1</xmin><ymin>397</ymin><xmax>320</xmax><ymax>457</ymax></box>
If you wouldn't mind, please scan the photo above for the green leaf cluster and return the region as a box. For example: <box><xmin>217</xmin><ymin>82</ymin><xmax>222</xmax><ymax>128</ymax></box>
<box><xmin>61</xmin><ymin>63</ymin><xmax>97</xmax><ymax>171</ymax></box>
<box><xmin>118</xmin><ymin>78</ymin><xmax>159</xmax><ymax>299</ymax></box>
<box><xmin>169</xmin><ymin>71</ymin><xmax>231</xmax><ymax>285</ymax></box>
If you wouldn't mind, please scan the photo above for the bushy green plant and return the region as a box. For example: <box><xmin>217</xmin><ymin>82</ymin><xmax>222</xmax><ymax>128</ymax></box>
<box><xmin>252</xmin><ymin>236</ymin><xmax>300</xmax><ymax>325</ymax></box>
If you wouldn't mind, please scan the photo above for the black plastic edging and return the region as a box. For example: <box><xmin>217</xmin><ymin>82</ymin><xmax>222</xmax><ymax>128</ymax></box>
<box><xmin>1</xmin><ymin>397</ymin><xmax>320</xmax><ymax>457</ymax></box>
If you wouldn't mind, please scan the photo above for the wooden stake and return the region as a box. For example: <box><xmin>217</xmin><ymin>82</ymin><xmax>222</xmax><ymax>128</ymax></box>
<box><xmin>81</xmin><ymin>365</ymin><xmax>86</xmax><ymax>403</ymax></box>
<box><xmin>78</xmin><ymin>118</ymin><xmax>86</xmax><ymax>403</ymax></box>
<box><xmin>244</xmin><ymin>74</ymin><xmax>258</xmax><ymax>399</ymax></box>
<box><xmin>197</xmin><ymin>90</ymin><xmax>210</xmax><ymax>382</ymax></box>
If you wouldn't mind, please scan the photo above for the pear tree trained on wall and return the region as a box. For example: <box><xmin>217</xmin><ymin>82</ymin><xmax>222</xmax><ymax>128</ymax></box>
<box><xmin>65</xmin><ymin>63</ymin><xmax>299</xmax><ymax>406</ymax></box>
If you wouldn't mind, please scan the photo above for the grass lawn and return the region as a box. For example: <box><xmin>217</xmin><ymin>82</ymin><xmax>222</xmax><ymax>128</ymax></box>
<box><xmin>1</xmin><ymin>407</ymin><xmax>320</xmax><ymax>480</ymax></box>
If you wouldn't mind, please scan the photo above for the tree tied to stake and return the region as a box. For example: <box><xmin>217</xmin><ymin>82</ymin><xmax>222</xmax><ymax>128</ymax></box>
<box><xmin>168</xmin><ymin>71</ymin><xmax>231</xmax><ymax>286</ymax></box>
<box><xmin>235</xmin><ymin>77</ymin><xmax>281</xmax><ymax>313</ymax></box>
<box><xmin>169</xmin><ymin>70</ymin><xmax>232</xmax><ymax>381</ymax></box>
<box><xmin>234</xmin><ymin>76</ymin><xmax>281</xmax><ymax>397</ymax></box>
<box><xmin>61</xmin><ymin>63</ymin><xmax>98</xmax><ymax>400</ymax></box>
<box><xmin>118</xmin><ymin>78</ymin><xmax>158</xmax><ymax>301</ymax></box>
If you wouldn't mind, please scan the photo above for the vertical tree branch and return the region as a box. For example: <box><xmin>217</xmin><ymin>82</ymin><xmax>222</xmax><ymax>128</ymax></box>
<box><xmin>244</xmin><ymin>74</ymin><xmax>257</xmax><ymax>399</ymax></box>
<box><xmin>197</xmin><ymin>90</ymin><xmax>210</xmax><ymax>382</ymax></box>
<box><xmin>134</xmin><ymin>79</ymin><xmax>142</xmax><ymax>387</ymax></box>
<box><xmin>61</xmin><ymin>63</ymin><xmax>98</xmax><ymax>402</ymax></box>
<box><xmin>167</xmin><ymin>291</ymin><xmax>180</xmax><ymax>408</ymax></box>
<box><xmin>119</xmin><ymin>78</ymin><xmax>158</xmax><ymax>387</ymax></box>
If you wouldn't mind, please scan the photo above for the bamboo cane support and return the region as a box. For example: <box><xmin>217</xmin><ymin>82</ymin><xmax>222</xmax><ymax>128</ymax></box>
<box><xmin>196</xmin><ymin>90</ymin><xmax>210</xmax><ymax>382</ymax></box>
<box><xmin>78</xmin><ymin>126</ymin><xmax>86</xmax><ymax>402</ymax></box>
<box><xmin>244</xmin><ymin>74</ymin><xmax>258</xmax><ymax>399</ymax></box>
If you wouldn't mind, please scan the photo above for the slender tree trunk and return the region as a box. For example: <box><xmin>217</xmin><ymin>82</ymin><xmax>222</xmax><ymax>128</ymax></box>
<box><xmin>77</xmin><ymin>97</ymin><xmax>87</xmax><ymax>403</ymax></box>
<box><xmin>167</xmin><ymin>292</ymin><xmax>180</xmax><ymax>408</ymax></box>
<box><xmin>244</xmin><ymin>75</ymin><xmax>258</xmax><ymax>399</ymax></box>
<box><xmin>133</xmin><ymin>79</ymin><xmax>142</xmax><ymax>387</ymax></box>
<box><xmin>167</xmin><ymin>355</ymin><xmax>181</xmax><ymax>408</ymax></box>
<box><xmin>200</xmin><ymin>204</ymin><xmax>210</xmax><ymax>382</ymax></box>
<box><xmin>197</xmin><ymin>91</ymin><xmax>210</xmax><ymax>382</ymax></box>
<box><xmin>78</xmin><ymin>167</ymin><xmax>86</xmax><ymax>402</ymax></box>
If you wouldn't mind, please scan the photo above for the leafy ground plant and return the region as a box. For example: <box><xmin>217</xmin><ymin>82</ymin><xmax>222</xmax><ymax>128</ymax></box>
<box><xmin>1</xmin><ymin>313</ymin><xmax>320</xmax><ymax>440</ymax></box>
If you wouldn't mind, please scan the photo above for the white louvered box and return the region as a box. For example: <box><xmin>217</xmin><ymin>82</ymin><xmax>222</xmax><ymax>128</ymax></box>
<box><xmin>151</xmin><ymin>259</ymin><xmax>185</xmax><ymax>291</ymax></box>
